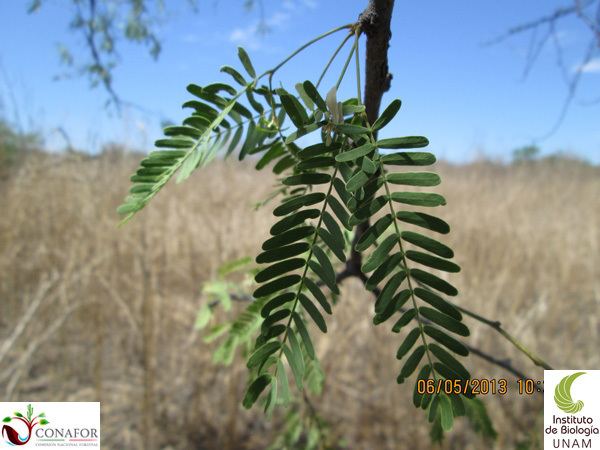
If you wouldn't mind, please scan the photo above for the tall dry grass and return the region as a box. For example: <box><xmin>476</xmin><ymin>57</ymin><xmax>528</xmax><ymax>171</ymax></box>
<box><xmin>0</xmin><ymin>149</ymin><xmax>598</xmax><ymax>449</ymax></box>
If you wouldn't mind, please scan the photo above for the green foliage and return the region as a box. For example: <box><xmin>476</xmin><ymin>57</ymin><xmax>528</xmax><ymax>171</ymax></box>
<box><xmin>512</xmin><ymin>144</ymin><xmax>540</xmax><ymax>163</ymax></box>
<box><xmin>27</xmin><ymin>0</ymin><xmax>183</xmax><ymax>103</ymax></box>
<box><xmin>0</xmin><ymin>119</ymin><xmax>41</xmax><ymax>167</ymax></box>
<box><xmin>119</xmin><ymin>24</ymin><xmax>498</xmax><ymax>445</ymax></box>
<box><xmin>464</xmin><ymin>397</ymin><xmax>497</xmax><ymax>441</ymax></box>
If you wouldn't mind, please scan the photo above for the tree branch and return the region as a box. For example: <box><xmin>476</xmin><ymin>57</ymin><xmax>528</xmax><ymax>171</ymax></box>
<box><xmin>485</xmin><ymin>0</ymin><xmax>600</xmax><ymax>139</ymax></box>
<box><xmin>346</xmin><ymin>0</ymin><xmax>396</xmax><ymax>281</ymax></box>
<box><xmin>209</xmin><ymin>276</ymin><xmax>538</xmax><ymax>382</ymax></box>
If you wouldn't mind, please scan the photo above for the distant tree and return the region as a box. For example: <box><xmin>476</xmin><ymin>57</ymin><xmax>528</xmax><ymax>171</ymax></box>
<box><xmin>512</xmin><ymin>144</ymin><xmax>541</xmax><ymax>163</ymax></box>
<box><xmin>488</xmin><ymin>0</ymin><xmax>600</xmax><ymax>137</ymax></box>
<box><xmin>0</xmin><ymin>118</ymin><xmax>41</xmax><ymax>166</ymax></box>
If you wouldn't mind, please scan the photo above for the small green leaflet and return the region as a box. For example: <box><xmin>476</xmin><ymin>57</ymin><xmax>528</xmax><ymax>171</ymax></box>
<box><xmin>243</xmin><ymin>374</ymin><xmax>272</xmax><ymax>408</ymax></box>
<box><xmin>237</xmin><ymin>47</ymin><xmax>256</xmax><ymax>78</ymax></box>
<box><xmin>335</xmin><ymin>143</ymin><xmax>375</xmax><ymax>162</ymax></box>
<box><xmin>372</xmin><ymin>99</ymin><xmax>401</xmax><ymax>131</ymax></box>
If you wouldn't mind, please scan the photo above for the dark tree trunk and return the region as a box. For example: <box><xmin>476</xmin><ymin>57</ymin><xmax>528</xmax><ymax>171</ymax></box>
<box><xmin>344</xmin><ymin>0</ymin><xmax>395</xmax><ymax>281</ymax></box>
<box><xmin>360</xmin><ymin>0</ymin><xmax>395</xmax><ymax>124</ymax></box>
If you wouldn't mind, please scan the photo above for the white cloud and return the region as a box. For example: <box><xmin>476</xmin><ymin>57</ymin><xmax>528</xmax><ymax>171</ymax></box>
<box><xmin>282</xmin><ymin>0</ymin><xmax>296</xmax><ymax>11</ymax></box>
<box><xmin>576</xmin><ymin>58</ymin><xmax>600</xmax><ymax>74</ymax></box>
<box><xmin>181</xmin><ymin>33</ymin><xmax>200</xmax><ymax>44</ymax></box>
<box><xmin>229</xmin><ymin>0</ymin><xmax>314</xmax><ymax>51</ymax></box>
<box><xmin>266</xmin><ymin>11</ymin><xmax>291</xmax><ymax>28</ymax></box>
<box><xmin>229</xmin><ymin>26</ymin><xmax>262</xmax><ymax>50</ymax></box>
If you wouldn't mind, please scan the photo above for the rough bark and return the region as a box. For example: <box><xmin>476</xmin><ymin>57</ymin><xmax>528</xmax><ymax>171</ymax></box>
<box><xmin>360</xmin><ymin>0</ymin><xmax>395</xmax><ymax>124</ymax></box>
<box><xmin>344</xmin><ymin>0</ymin><xmax>395</xmax><ymax>280</ymax></box>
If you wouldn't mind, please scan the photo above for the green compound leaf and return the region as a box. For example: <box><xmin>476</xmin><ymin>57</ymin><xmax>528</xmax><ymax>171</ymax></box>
<box><xmin>118</xmin><ymin>83</ymin><xmax>252</xmax><ymax>223</ymax></box>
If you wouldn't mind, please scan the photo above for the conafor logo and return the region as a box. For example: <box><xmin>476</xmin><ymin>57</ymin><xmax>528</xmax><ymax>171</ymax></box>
<box><xmin>544</xmin><ymin>370</ymin><xmax>600</xmax><ymax>449</ymax></box>
<box><xmin>0</xmin><ymin>403</ymin><xmax>100</xmax><ymax>449</ymax></box>
<box><xmin>2</xmin><ymin>404</ymin><xmax>48</xmax><ymax>446</ymax></box>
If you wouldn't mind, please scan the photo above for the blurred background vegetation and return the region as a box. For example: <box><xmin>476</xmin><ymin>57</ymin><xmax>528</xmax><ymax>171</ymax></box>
<box><xmin>0</xmin><ymin>117</ymin><xmax>598</xmax><ymax>448</ymax></box>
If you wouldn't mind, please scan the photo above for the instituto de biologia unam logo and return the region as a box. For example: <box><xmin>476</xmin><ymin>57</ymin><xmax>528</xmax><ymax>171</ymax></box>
<box><xmin>2</xmin><ymin>404</ymin><xmax>49</xmax><ymax>446</ymax></box>
<box><xmin>554</xmin><ymin>372</ymin><xmax>586</xmax><ymax>414</ymax></box>
<box><xmin>545</xmin><ymin>370</ymin><xmax>600</xmax><ymax>449</ymax></box>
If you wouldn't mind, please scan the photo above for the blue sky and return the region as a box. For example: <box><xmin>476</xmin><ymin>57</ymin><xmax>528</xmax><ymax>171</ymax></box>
<box><xmin>1</xmin><ymin>0</ymin><xmax>599</xmax><ymax>163</ymax></box>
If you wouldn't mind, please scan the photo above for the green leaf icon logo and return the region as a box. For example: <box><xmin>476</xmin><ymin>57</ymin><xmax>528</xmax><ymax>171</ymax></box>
<box><xmin>554</xmin><ymin>372</ymin><xmax>585</xmax><ymax>414</ymax></box>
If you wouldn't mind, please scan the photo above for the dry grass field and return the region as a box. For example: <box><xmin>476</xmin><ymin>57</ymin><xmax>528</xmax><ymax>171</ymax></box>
<box><xmin>0</xmin><ymin>148</ymin><xmax>598</xmax><ymax>449</ymax></box>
